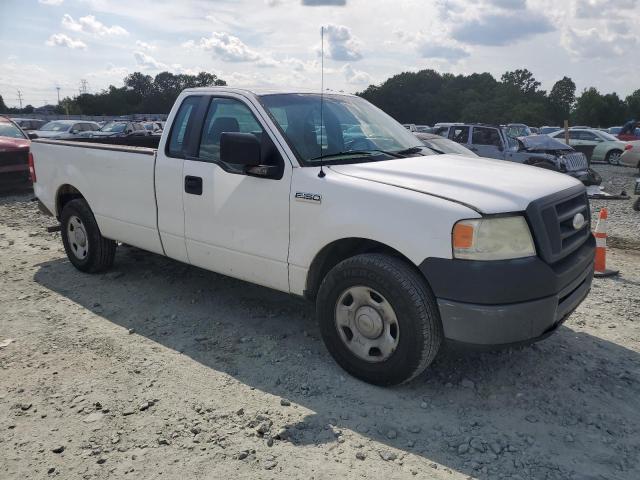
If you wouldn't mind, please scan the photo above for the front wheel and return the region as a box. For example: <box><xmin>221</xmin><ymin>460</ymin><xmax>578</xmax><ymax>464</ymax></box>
<box><xmin>60</xmin><ymin>198</ymin><xmax>116</xmax><ymax>273</ymax></box>
<box><xmin>606</xmin><ymin>150</ymin><xmax>622</xmax><ymax>165</ymax></box>
<box><xmin>316</xmin><ymin>254</ymin><xmax>443</xmax><ymax>386</ymax></box>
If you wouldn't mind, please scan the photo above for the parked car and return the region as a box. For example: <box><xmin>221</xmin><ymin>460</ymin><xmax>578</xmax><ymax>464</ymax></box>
<box><xmin>142</xmin><ymin>121</ymin><xmax>163</xmax><ymax>135</ymax></box>
<box><xmin>414</xmin><ymin>133</ymin><xmax>477</xmax><ymax>156</ymax></box>
<box><xmin>433</xmin><ymin>123</ymin><xmax>598</xmax><ymax>185</ymax></box>
<box><xmin>617</xmin><ymin>128</ymin><xmax>640</xmax><ymax>142</ymax></box>
<box><xmin>85</xmin><ymin>121</ymin><xmax>150</xmax><ymax>138</ymax></box>
<box><xmin>11</xmin><ymin>118</ymin><xmax>47</xmax><ymax>131</ymax></box>
<box><xmin>540</xmin><ymin>126</ymin><xmax>561</xmax><ymax>135</ymax></box>
<box><xmin>36</xmin><ymin>120</ymin><xmax>100</xmax><ymax>139</ymax></box>
<box><xmin>549</xmin><ymin>128</ymin><xmax>629</xmax><ymax>165</ymax></box>
<box><xmin>414</xmin><ymin>125</ymin><xmax>433</xmax><ymax>133</ymax></box>
<box><xmin>619</xmin><ymin>141</ymin><xmax>640</xmax><ymax>171</ymax></box>
<box><xmin>0</xmin><ymin>116</ymin><xmax>32</xmax><ymax>187</ymax></box>
<box><xmin>31</xmin><ymin>87</ymin><xmax>595</xmax><ymax>386</ymax></box>
<box><xmin>608</xmin><ymin>127</ymin><xmax>622</xmax><ymax>135</ymax></box>
<box><xmin>402</xmin><ymin>123</ymin><xmax>417</xmax><ymax>132</ymax></box>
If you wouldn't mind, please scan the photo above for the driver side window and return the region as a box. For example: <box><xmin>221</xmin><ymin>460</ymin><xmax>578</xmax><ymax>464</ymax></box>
<box><xmin>199</xmin><ymin>97</ymin><xmax>264</xmax><ymax>163</ymax></box>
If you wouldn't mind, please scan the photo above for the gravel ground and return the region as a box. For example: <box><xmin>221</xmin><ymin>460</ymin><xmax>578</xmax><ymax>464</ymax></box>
<box><xmin>1</xmin><ymin>165</ymin><xmax>639</xmax><ymax>480</ymax></box>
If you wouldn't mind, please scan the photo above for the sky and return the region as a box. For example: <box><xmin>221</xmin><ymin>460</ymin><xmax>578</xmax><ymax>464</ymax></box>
<box><xmin>1</xmin><ymin>0</ymin><xmax>639</xmax><ymax>108</ymax></box>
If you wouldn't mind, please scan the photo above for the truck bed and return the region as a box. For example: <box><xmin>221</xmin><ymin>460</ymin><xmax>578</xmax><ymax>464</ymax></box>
<box><xmin>31</xmin><ymin>138</ymin><xmax>164</xmax><ymax>255</ymax></box>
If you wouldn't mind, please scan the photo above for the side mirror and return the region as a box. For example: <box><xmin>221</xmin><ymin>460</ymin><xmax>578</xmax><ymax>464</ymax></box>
<box><xmin>221</xmin><ymin>132</ymin><xmax>276</xmax><ymax>177</ymax></box>
<box><xmin>27</xmin><ymin>132</ymin><xmax>39</xmax><ymax>140</ymax></box>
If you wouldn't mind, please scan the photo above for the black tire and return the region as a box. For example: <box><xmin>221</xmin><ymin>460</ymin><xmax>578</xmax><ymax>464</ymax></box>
<box><xmin>606</xmin><ymin>149</ymin><xmax>622</xmax><ymax>165</ymax></box>
<box><xmin>633</xmin><ymin>197</ymin><xmax>640</xmax><ymax>212</ymax></box>
<box><xmin>316</xmin><ymin>254</ymin><xmax>443</xmax><ymax>386</ymax></box>
<box><xmin>60</xmin><ymin>198</ymin><xmax>116</xmax><ymax>273</ymax></box>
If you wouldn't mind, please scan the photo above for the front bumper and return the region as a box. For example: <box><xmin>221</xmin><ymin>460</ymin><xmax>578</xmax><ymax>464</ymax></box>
<box><xmin>420</xmin><ymin>235</ymin><xmax>595</xmax><ymax>347</ymax></box>
<box><xmin>567</xmin><ymin>168</ymin><xmax>602</xmax><ymax>186</ymax></box>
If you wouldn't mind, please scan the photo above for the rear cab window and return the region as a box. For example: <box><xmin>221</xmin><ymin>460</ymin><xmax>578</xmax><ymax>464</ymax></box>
<box><xmin>167</xmin><ymin>96</ymin><xmax>202</xmax><ymax>158</ymax></box>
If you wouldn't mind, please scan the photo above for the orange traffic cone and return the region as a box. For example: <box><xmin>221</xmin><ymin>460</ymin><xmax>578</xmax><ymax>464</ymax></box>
<box><xmin>593</xmin><ymin>208</ymin><xmax>619</xmax><ymax>278</ymax></box>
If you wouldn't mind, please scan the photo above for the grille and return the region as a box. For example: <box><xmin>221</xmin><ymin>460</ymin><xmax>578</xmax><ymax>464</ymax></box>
<box><xmin>526</xmin><ymin>185</ymin><xmax>591</xmax><ymax>264</ymax></box>
<box><xmin>562</xmin><ymin>152</ymin><xmax>587</xmax><ymax>171</ymax></box>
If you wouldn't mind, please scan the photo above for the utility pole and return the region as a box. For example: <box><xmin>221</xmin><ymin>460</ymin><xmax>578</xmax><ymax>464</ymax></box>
<box><xmin>79</xmin><ymin>79</ymin><xmax>89</xmax><ymax>95</ymax></box>
<box><xmin>56</xmin><ymin>86</ymin><xmax>61</xmax><ymax>104</ymax></box>
<box><xmin>16</xmin><ymin>89</ymin><xmax>23</xmax><ymax>109</ymax></box>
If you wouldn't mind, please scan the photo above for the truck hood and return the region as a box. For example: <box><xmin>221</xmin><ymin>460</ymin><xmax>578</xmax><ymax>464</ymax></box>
<box><xmin>329</xmin><ymin>155</ymin><xmax>581</xmax><ymax>214</ymax></box>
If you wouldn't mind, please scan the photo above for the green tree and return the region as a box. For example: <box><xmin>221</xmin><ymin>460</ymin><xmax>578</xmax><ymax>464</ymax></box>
<box><xmin>0</xmin><ymin>94</ymin><xmax>7</xmax><ymax>113</ymax></box>
<box><xmin>626</xmin><ymin>89</ymin><xmax>640</xmax><ymax>119</ymax></box>
<box><xmin>548</xmin><ymin>76</ymin><xmax>576</xmax><ymax>124</ymax></box>
<box><xmin>500</xmin><ymin>69</ymin><xmax>541</xmax><ymax>95</ymax></box>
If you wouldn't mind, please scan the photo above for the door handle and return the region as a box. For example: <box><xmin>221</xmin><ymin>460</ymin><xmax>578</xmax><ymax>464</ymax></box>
<box><xmin>184</xmin><ymin>176</ymin><xmax>203</xmax><ymax>195</ymax></box>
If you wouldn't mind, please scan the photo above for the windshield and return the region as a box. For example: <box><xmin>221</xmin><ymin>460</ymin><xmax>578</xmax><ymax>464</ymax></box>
<box><xmin>40</xmin><ymin>121</ymin><xmax>71</xmax><ymax>132</ymax></box>
<box><xmin>0</xmin><ymin>123</ymin><xmax>27</xmax><ymax>139</ymax></box>
<box><xmin>259</xmin><ymin>94</ymin><xmax>430</xmax><ymax>165</ymax></box>
<box><xmin>100</xmin><ymin>122</ymin><xmax>127</xmax><ymax>133</ymax></box>
<box><xmin>598</xmin><ymin>131</ymin><xmax>620</xmax><ymax>142</ymax></box>
<box><xmin>505</xmin><ymin>125</ymin><xmax>532</xmax><ymax>138</ymax></box>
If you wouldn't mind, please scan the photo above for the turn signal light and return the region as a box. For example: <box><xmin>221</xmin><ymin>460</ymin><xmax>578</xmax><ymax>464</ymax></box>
<box><xmin>625</xmin><ymin>144</ymin><xmax>633</xmax><ymax>151</ymax></box>
<box><xmin>452</xmin><ymin>222</ymin><xmax>474</xmax><ymax>249</ymax></box>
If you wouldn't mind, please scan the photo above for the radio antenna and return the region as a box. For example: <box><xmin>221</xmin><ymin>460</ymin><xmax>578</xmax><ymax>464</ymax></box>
<box><xmin>318</xmin><ymin>26</ymin><xmax>326</xmax><ymax>178</ymax></box>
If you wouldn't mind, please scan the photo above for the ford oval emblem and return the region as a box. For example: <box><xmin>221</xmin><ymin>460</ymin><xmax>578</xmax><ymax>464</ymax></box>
<box><xmin>572</xmin><ymin>213</ymin><xmax>585</xmax><ymax>230</ymax></box>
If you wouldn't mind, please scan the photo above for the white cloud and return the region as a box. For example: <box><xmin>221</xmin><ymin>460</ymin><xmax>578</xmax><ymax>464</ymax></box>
<box><xmin>188</xmin><ymin>32</ymin><xmax>260</xmax><ymax>62</ymax></box>
<box><xmin>45</xmin><ymin>33</ymin><xmax>87</xmax><ymax>50</ymax></box>
<box><xmin>39</xmin><ymin>0</ymin><xmax>64</xmax><ymax>5</ymax></box>
<box><xmin>396</xmin><ymin>29</ymin><xmax>470</xmax><ymax>62</ymax></box>
<box><xmin>135</xmin><ymin>40</ymin><xmax>156</xmax><ymax>51</ymax></box>
<box><xmin>322</xmin><ymin>24</ymin><xmax>363</xmax><ymax>61</ymax></box>
<box><xmin>62</xmin><ymin>14</ymin><xmax>129</xmax><ymax>37</ymax></box>
<box><xmin>184</xmin><ymin>32</ymin><xmax>281</xmax><ymax>67</ymax></box>
<box><xmin>562</xmin><ymin>27</ymin><xmax>637</xmax><ymax>58</ymax></box>
<box><xmin>342</xmin><ymin>64</ymin><xmax>371</xmax><ymax>84</ymax></box>
<box><xmin>133</xmin><ymin>51</ymin><xmax>167</xmax><ymax>70</ymax></box>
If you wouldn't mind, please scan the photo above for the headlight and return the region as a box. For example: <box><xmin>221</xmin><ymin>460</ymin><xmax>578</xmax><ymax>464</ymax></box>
<box><xmin>452</xmin><ymin>216</ymin><xmax>536</xmax><ymax>261</ymax></box>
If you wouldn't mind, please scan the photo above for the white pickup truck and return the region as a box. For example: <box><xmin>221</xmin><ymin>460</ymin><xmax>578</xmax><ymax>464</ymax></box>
<box><xmin>31</xmin><ymin>87</ymin><xmax>595</xmax><ymax>385</ymax></box>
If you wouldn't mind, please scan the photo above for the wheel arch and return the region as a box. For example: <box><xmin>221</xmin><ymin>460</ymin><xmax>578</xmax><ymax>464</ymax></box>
<box><xmin>304</xmin><ymin>237</ymin><xmax>422</xmax><ymax>301</ymax></box>
<box><xmin>55</xmin><ymin>184</ymin><xmax>86</xmax><ymax>218</ymax></box>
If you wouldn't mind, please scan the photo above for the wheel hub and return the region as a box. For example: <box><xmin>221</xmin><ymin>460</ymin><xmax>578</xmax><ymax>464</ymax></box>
<box><xmin>67</xmin><ymin>215</ymin><xmax>89</xmax><ymax>260</ymax></box>
<box><xmin>354</xmin><ymin>306</ymin><xmax>383</xmax><ymax>339</ymax></box>
<box><xmin>74</xmin><ymin>227</ymin><xmax>87</xmax><ymax>247</ymax></box>
<box><xmin>334</xmin><ymin>286</ymin><xmax>400</xmax><ymax>363</ymax></box>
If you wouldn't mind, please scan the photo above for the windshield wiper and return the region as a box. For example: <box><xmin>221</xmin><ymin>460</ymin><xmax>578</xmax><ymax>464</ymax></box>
<box><xmin>394</xmin><ymin>146</ymin><xmax>427</xmax><ymax>155</ymax></box>
<box><xmin>309</xmin><ymin>150</ymin><xmax>403</xmax><ymax>162</ymax></box>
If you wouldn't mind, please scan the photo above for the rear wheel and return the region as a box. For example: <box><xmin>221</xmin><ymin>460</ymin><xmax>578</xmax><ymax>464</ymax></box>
<box><xmin>60</xmin><ymin>198</ymin><xmax>116</xmax><ymax>273</ymax></box>
<box><xmin>316</xmin><ymin>254</ymin><xmax>442</xmax><ymax>386</ymax></box>
<box><xmin>606</xmin><ymin>150</ymin><xmax>622</xmax><ymax>165</ymax></box>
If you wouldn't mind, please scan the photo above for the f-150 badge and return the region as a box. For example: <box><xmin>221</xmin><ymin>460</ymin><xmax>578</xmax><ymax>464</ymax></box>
<box><xmin>295</xmin><ymin>192</ymin><xmax>322</xmax><ymax>204</ymax></box>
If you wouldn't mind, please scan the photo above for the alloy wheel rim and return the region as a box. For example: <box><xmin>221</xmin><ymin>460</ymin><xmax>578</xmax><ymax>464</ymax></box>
<box><xmin>335</xmin><ymin>286</ymin><xmax>399</xmax><ymax>363</ymax></box>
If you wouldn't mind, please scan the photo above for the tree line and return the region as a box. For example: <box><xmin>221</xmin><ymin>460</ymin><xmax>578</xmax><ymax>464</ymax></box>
<box><xmin>358</xmin><ymin>69</ymin><xmax>640</xmax><ymax>128</ymax></box>
<box><xmin>1</xmin><ymin>68</ymin><xmax>639</xmax><ymax>128</ymax></box>
<box><xmin>0</xmin><ymin>71</ymin><xmax>226</xmax><ymax>116</ymax></box>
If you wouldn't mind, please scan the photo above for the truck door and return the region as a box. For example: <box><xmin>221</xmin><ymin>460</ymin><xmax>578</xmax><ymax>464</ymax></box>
<box><xmin>470</xmin><ymin>126</ymin><xmax>504</xmax><ymax>159</ymax></box>
<box><xmin>181</xmin><ymin>95</ymin><xmax>291</xmax><ymax>293</ymax></box>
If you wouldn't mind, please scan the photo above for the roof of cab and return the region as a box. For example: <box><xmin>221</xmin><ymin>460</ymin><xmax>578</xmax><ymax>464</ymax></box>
<box><xmin>181</xmin><ymin>86</ymin><xmax>356</xmax><ymax>98</ymax></box>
